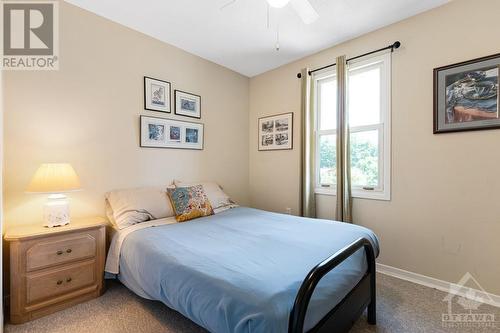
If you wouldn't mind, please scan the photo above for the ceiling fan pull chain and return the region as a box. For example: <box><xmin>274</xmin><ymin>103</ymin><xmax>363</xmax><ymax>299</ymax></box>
<box><xmin>267</xmin><ymin>3</ymin><xmax>270</xmax><ymax>29</ymax></box>
<box><xmin>276</xmin><ymin>24</ymin><xmax>280</xmax><ymax>51</ymax></box>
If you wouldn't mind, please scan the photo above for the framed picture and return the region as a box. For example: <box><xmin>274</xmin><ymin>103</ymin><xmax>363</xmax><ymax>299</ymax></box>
<box><xmin>144</xmin><ymin>76</ymin><xmax>171</xmax><ymax>113</ymax></box>
<box><xmin>175</xmin><ymin>90</ymin><xmax>201</xmax><ymax>119</ymax></box>
<box><xmin>140</xmin><ymin>115</ymin><xmax>203</xmax><ymax>150</ymax></box>
<box><xmin>258</xmin><ymin>112</ymin><xmax>293</xmax><ymax>151</ymax></box>
<box><xmin>434</xmin><ymin>53</ymin><xmax>500</xmax><ymax>133</ymax></box>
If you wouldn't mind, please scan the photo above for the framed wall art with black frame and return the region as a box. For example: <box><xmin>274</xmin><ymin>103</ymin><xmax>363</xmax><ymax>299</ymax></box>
<box><xmin>434</xmin><ymin>53</ymin><xmax>500</xmax><ymax>134</ymax></box>
<box><xmin>174</xmin><ymin>90</ymin><xmax>201</xmax><ymax>119</ymax></box>
<box><xmin>144</xmin><ymin>76</ymin><xmax>171</xmax><ymax>113</ymax></box>
<box><xmin>258</xmin><ymin>112</ymin><xmax>293</xmax><ymax>151</ymax></box>
<box><xmin>140</xmin><ymin>115</ymin><xmax>203</xmax><ymax>150</ymax></box>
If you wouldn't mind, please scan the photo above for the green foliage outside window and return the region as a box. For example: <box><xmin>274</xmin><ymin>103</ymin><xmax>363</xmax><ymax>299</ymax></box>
<box><xmin>319</xmin><ymin>134</ymin><xmax>378</xmax><ymax>187</ymax></box>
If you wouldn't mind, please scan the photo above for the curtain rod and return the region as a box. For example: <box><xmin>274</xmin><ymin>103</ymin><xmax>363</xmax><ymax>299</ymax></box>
<box><xmin>296</xmin><ymin>41</ymin><xmax>401</xmax><ymax>78</ymax></box>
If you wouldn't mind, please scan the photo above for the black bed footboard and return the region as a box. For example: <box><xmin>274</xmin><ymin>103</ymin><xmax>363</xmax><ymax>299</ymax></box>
<box><xmin>288</xmin><ymin>238</ymin><xmax>376</xmax><ymax>333</ymax></box>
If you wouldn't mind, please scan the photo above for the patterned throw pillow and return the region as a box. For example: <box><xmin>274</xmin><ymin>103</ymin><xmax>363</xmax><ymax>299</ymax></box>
<box><xmin>167</xmin><ymin>185</ymin><xmax>214</xmax><ymax>222</ymax></box>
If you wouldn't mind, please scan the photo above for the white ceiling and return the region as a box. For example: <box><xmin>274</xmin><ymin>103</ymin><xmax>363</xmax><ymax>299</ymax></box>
<box><xmin>65</xmin><ymin>0</ymin><xmax>449</xmax><ymax>77</ymax></box>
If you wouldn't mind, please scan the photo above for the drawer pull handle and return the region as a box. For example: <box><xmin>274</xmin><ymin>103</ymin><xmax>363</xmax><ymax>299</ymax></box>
<box><xmin>66</xmin><ymin>249</ymin><xmax>72</xmax><ymax>253</ymax></box>
<box><xmin>66</xmin><ymin>277</ymin><xmax>72</xmax><ymax>283</ymax></box>
<box><xmin>56</xmin><ymin>250</ymin><xmax>63</xmax><ymax>255</ymax></box>
<box><xmin>56</xmin><ymin>280</ymin><xmax>63</xmax><ymax>285</ymax></box>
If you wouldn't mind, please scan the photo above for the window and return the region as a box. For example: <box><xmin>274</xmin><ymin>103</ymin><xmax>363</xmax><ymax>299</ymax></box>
<box><xmin>314</xmin><ymin>53</ymin><xmax>391</xmax><ymax>200</ymax></box>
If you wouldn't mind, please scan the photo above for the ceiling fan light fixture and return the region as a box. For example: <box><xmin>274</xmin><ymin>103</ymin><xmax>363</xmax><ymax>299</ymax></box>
<box><xmin>266</xmin><ymin>0</ymin><xmax>291</xmax><ymax>8</ymax></box>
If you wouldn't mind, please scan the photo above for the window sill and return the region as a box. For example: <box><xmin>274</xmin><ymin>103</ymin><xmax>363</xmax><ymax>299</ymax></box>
<box><xmin>314</xmin><ymin>188</ymin><xmax>391</xmax><ymax>201</ymax></box>
<box><xmin>315</xmin><ymin>187</ymin><xmax>336</xmax><ymax>196</ymax></box>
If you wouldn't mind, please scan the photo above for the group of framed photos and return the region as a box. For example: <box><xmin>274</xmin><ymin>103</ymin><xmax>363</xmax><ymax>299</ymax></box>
<box><xmin>141</xmin><ymin>76</ymin><xmax>203</xmax><ymax>150</ymax></box>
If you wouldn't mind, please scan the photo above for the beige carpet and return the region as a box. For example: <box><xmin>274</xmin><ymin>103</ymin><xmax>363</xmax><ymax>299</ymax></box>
<box><xmin>5</xmin><ymin>273</ymin><xmax>500</xmax><ymax>333</ymax></box>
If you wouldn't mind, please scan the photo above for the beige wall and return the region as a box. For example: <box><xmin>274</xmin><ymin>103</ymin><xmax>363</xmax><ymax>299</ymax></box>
<box><xmin>249</xmin><ymin>0</ymin><xmax>500</xmax><ymax>294</ymax></box>
<box><xmin>3</xmin><ymin>3</ymin><xmax>250</xmax><ymax>226</ymax></box>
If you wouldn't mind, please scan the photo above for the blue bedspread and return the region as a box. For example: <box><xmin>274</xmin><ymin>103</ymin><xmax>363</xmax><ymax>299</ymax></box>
<box><xmin>118</xmin><ymin>207</ymin><xmax>379</xmax><ymax>333</ymax></box>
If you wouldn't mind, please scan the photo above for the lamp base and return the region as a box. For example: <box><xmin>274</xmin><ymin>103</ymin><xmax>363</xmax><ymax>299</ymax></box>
<box><xmin>43</xmin><ymin>194</ymin><xmax>70</xmax><ymax>228</ymax></box>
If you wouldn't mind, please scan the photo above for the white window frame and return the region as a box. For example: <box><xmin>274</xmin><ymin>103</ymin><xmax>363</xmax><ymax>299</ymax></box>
<box><xmin>314</xmin><ymin>70</ymin><xmax>337</xmax><ymax>194</ymax></box>
<box><xmin>313</xmin><ymin>52</ymin><xmax>391</xmax><ymax>201</ymax></box>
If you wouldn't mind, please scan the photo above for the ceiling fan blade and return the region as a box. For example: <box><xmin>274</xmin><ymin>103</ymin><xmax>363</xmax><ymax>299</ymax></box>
<box><xmin>290</xmin><ymin>0</ymin><xmax>319</xmax><ymax>24</ymax></box>
<box><xmin>220</xmin><ymin>0</ymin><xmax>237</xmax><ymax>10</ymax></box>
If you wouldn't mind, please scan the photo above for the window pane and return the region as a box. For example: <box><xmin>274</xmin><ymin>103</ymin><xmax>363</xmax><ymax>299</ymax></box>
<box><xmin>319</xmin><ymin>134</ymin><xmax>336</xmax><ymax>185</ymax></box>
<box><xmin>350</xmin><ymin>130</ymin><xmax>379</xmax><ymax>187</ymax></box>
<box><xmin>319</xmin><ymin>79</ymin><xmax>337</xmax><ymax>130</ymax></box>
<box><xmin>348</xmin><ymin>66</ymin><xmax>380</xmax><ymax>127</ymax></box>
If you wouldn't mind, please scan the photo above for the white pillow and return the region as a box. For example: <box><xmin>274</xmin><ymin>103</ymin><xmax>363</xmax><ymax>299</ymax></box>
<box><xmin>173</xmin><ymin>180</ymin><xmax>238</xmax><ymax>212</ymax></box>
<box><xmin>105</xmin><ymin>186</ymin><xmax>175</xmax><ymax>230</ymax></box>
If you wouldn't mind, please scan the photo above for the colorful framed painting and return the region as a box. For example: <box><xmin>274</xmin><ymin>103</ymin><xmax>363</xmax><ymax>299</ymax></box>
<box><xmin>140</xmin><ymin>115</ymin><xmax>203</xmax><ymax>150</ymax></box>
<box><xmin>144</xmin><ymin>76</ymin><xmax>171</xmax><ymax>113</ymax></box>
<box><xmin>175</xmin><ymin>90</ymin><xmax>201</xmax><ymax>119</ymax></box>
<box><xmin>434</xmin><ymin>53</ymin><xmax>500</xmax><ymax>133</ymax></box>
<box><xmin>258</xmin><ymin>112</ymin><xmax>293</xmax><ymax>151</ymax></box>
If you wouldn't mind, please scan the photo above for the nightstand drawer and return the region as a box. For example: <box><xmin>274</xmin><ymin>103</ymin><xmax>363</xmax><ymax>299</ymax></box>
<box><xmin>26</xmin><ymin>260</ymin><xmax>96</xmax><ymax>304</ymax></box>
<box><xmin>26</xmin><ymin>233</ymin><xmax>97</xmax><ymax>271</ymax></box>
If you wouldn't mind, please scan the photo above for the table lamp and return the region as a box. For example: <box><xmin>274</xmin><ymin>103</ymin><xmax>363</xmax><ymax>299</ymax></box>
<box><xmin>26</xmin><ymin>163</ymin><xmax>82</xmax><ymax>227</ymax></box>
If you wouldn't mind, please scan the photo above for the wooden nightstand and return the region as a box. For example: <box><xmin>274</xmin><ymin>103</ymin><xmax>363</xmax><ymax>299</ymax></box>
<box><xmin>4</xmin><ymin>217</ymin><xmax>107</xmax><ymax>324</ymax></box>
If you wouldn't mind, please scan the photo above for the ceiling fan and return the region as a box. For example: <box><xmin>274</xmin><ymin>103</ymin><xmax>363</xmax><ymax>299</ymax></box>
<box><xmin>221</xmin><ymin>0</ymin><xmax>319</xmax><ymax>51</ymax></box>
<box><xmin>267</xmin><ymin>0</ymin><xmax>319</xmax><ymax>24</ymax></box>
<box><xmin>221</xmin><ymin>0</ymin><xmax>319</xmax><ymax>25</ymax></box>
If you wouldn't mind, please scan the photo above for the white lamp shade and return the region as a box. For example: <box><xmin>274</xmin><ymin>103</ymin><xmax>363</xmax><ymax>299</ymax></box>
<box><xmin>27</xmin><ymin>163</ymin><xmax>81</xmax><ymax>193</ymax></box>
<box><xmin>266</xmin><ymin>0</ymin><xmax>291</xmax><ymax>8</ymax></box>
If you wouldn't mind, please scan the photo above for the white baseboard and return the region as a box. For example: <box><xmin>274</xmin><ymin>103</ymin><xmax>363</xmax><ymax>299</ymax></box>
<box><xmin>376</xmin><ymin>263</ymin><xmax>500</xmax><ymax>308</ymax></box>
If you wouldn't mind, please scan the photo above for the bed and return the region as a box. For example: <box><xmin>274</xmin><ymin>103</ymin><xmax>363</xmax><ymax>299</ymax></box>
<box><xmin>105</xmin><ymin>207</ymin><xmax>379</xmax><ymax>333</ymax></box>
